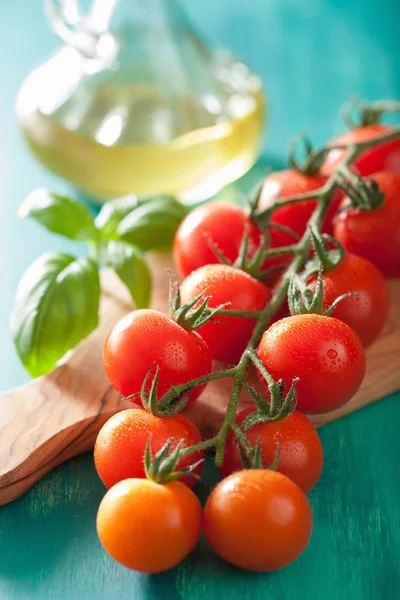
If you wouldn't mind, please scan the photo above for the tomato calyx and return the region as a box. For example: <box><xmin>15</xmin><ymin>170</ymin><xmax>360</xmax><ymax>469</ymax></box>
<box><xmin>248</xmin><ymin>182</ymin><xmax>303</xmax><ymax>243</ymax></box>
<box><xmin>194</xmin><ymin>190</ymin><xmax>298</xmax><ymax>284</ymax></box>
<box><xmin>234</xmin><ymin>227</ymin><xmax>287</xmax><ymax>283</ymax></box>
<box><xmin>288</xmin><ymin>133</ymin><xmax>330</xmax><ymax>176</ymax></box>
<box><xmin>342</xmin><ymin>97</ymin><xmax>383</xmax><ymax>129</ymax></box>
<box><xmin>241</xmin><ymin>379</ymin><xmax>297</xmax><ymax>426</ymax></box>
<box><xmin>131</xmin><ymin>363</ymin><xmax>191</xmax><ymax>417</ymax></box>
<box><xmin>244</xmin><ymin>351</ymin><xmax>298</xmax><ymax>427</ymax></box>
<box><xmin>303</xmin><ymin>227</ymin><xmax>345</xmax><ymax>277</ymax></box>
<box><xmin>341</xmin><ymin>97</ymin><xmax>400</xmax><ymax>130</ymax></box>
<box><xmin>209</xmin><ymin>222</ymin><xmax>296</xmax><ymax>284</ymax></box>
<box><xmin>335</xmin><ymin>165</ymin><xmax>385</xmax><ymax>212</ymax></box>
<box><xmin>135</xmin><ymin>361</ymin><xmax>238</xmax><ymax>417</ymax></box>
<box><xmin>237</xmin><ymin>437</ymin><xmax>264</xmax><ymax>469</ymax></box>
<box><xmin>236</xmin><ymin>435</ymin><xmax>281</xmax><ymax>472</ymax></box>
<box><xmin>170</xmin><ymin>278</ymin><xmax>227</xmax><ymax>331</ymax></box>
<box><xmin>144</xmin><ymin>438</ymin><xmax>204</xmax><ymax>484</ymax></box>
<box><xmin>288</xmin><ymin>264</ymin><xmax>356</xmax><ymax>318</ymax></box>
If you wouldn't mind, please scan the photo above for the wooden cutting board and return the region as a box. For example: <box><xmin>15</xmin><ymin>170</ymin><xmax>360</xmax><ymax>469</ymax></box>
<box><xmin>1</xmin><ymin>252</ymin><xmax>399</xmax><ymax>506</ymax></box>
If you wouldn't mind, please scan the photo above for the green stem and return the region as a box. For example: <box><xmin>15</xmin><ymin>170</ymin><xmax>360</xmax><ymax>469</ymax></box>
<box><xmin>360</xmin><ymin>100</ymin><xmax>400</xmax><ymax>113</ymax></box>
<box><xmin>256</xmin><ymin>127</ymin><xmax>400</xmax><ymax>220</ymax></box>
<box><xmin>231</xmin><ymin>422</ymin><xmax>254</xmax><ymax>453</ymax></box>
<box><xmin>246</xmin><ymin>349</ymin><xmax>284</xmax><ymax>417</ymax></box>
<box><xmin>309</xmin><ymin>227</ymin><xmax>345</xmax><ymax>272</ymax></box>
<box><xmin>215</xmin><ymin>372</ymin><xmax>244</xmax><ymax>465</ymax></box>
<box><xmin>254</xmin><ymin>190</ymin><xmax>324</xmax><ymax>222</ymax></box>
<box><xmin>262</xmin><ymin>245</ymin><xmax>298</xmax><ymax>258</ymax></box>
<box><xmin>336</xmin><ymin>162</ymin><xmax>360</xmax><ymax>186</ymax></box>
<box><xmin>213</xmin><ymin>194</ymin><xmax>334</xmax><ymax>467</ymax></box>
<box><xmin>157</xmin><ymin>367</ymin><xmax>236</xmax><ymax>410</ymax></box>
<box><xmin>247</xmin><ymin>350</ymin><xmax>277</xmax><ymax>388</ymax></box>
<box><xmin>167</xmin><ymin>126</ymin><xmax>400</xmax><ymax>464</ymax></box>
<box><xmin>345</xmin><ymin>129</ymin><xmax>400</xmax><ymax>151</ymax></box>
<box><xmin>178</xmin><ymin>437</ymin><xmax>217</xmax><ymax>457</ymax></box>
<box><xmin>342</xmin><ymin>98</ymin><xmax>400</xmax><ymax>128</ymax></box>
<box><xmin>217</xmin><ymin>309</ymin><xmax>263</xmax><ymax>319</ymax></box>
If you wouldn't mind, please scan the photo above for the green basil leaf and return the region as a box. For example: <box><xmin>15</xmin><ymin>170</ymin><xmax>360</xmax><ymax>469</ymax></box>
<box><xmin>95</xmin><ymin>194</ymin><xmax>139</xmax><ymax>239</ymax></box>
<box><xmin>116</xmin><ymin>196</ymin><xmax>188</xmax><ymax>251</ymax></box>
<box><xmin>100</xmin><ymin>241</ymin><xmax>151</xmax><ymax>309</ymax></box>
<box><xmin>11</xmin><ymin>253</ymin><xmax>100</xmax><ymax>377</ymax></box>
<box><xmin>18</xmin><ymin>189</ymin><xmax>96</xmax><ymax>241</ymax></box>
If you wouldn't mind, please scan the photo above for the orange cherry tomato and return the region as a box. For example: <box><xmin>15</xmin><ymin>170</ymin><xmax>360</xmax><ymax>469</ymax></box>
<box><xmin>97</xmin><ymin>478</ymin><xmax>202</xmax><ymax>573</ymax></box>
<box><xmin>204</xmin><ymin>469</ymin><xmax>312</xmax><ymax>572</ymax></box>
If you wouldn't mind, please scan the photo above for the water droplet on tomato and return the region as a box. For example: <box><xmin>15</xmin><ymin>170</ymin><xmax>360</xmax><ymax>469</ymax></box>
<box><xmin>327</xmin><ymin>349</ymin><xmax>338</xmax><ymax>359</ymax></box>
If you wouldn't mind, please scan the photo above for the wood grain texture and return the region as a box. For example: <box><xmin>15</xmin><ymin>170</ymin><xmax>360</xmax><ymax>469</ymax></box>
<box><xmin>1</xmin><ymin>252</ymin><xmax>399</xmax><ymax>507</ymax></box>
<box><xmin>0</xmin><ymin>253</ymin><xmax>172</xmax><ymax>506</ymax></box>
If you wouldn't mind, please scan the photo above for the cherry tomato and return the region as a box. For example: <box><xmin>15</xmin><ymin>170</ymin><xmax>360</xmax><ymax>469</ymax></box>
<box><xmin>94</xmin><ymin>408</ymin><xmax>203</xmax><ymax>489</ymax></box>
<box><xmin>256</xmin><ymin>314</ymin><xmax>366</xmax><ymax>414</ymax></box>
<box><xmin>180</xmin><ymin>264</ymin><xmax>271</xmax><ymax>364</ymax></box>
<box><xmin>97</xmin><ymin>478</ymin><xmax>202</xmax><ymax>573</ymax></box>
<box><xmin>204</xmin><ymin>469</ymin><xmax>312</xmax><ymax>572</ymax></box>
<box><xmin>259</xmin><ymin>168</ymin><xmax>340</xmax><ymax>236</ymax></box>
<box><xmin>173</xmin><ymin>201</ymin><xmax>260</xmax><ymax>278</ymax></box>
<box><xmin>258</xmin><ymin>170</ymin><xmax>341</xmax><ymax>277</ymax></box>
<box><xmin>333</xmin><ymin>171</ymin><xmax>400</xmax><ymax>277</ymax></box>
<box><xmin>220</xmin><ymin>409</ymin><xmax>323</xmax><ymax>493</ymax></box>
<box><xmin>322</xmin><ymin>124</ymin><xmax>400</xmax><ymax>178</ymax></box>
<box><xmin>104</xmin><ymin>309</ymin><xmax>212</xmax><ymax>403</ymax></box>
<box><xmin>308</xmin><ymin>253</ymin><xmax>390</xmax><ymax>346</ymax></box>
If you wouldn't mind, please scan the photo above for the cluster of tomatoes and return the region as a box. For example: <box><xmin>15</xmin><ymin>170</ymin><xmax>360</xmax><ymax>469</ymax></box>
<box><xmin>94</xmin><ymin>119</ymin><xmax>400</xmax><ymax>574</ymax></box>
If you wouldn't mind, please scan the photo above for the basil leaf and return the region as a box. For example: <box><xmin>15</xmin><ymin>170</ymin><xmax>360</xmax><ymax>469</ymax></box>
<box><xmin>95</xmin><ymin>194</ymin><xmax>139</xmax><ymax>239</ymax></box>
<box><xmin>18</xmin><ymin>189</ymin><xmax>96</xmax><ymax>241</ymax></box>
<box><xmin>100</xmin><ymin>241</ymin><xmax>151</xmax><ymax>309</ymax></box>
<box><xmin>117</xmin><ymin>196</ymin><xmax>188</xmax><ymax>251</ymax></box>
<box><xmin>11</xmin><ymin>253</ymin><xmax>100</xmax><ymax>377</ymax></box>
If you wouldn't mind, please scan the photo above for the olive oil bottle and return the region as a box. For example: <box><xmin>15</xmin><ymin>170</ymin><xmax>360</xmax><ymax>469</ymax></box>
<box><xmin>17</xmin><ymin>0</ymin><xmax>264</xmax><ymax>204</ymax></box>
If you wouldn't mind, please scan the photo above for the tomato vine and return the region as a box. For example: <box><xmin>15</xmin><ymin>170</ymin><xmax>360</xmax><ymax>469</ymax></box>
<box><xmin>151</xmin><ymin>120</ymin><xmax>400</xmax><ymax>467</ymax></box>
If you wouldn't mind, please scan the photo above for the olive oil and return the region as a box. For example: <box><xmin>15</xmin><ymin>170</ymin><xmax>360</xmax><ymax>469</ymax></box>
<box><xmin>17</xmin><ymin>0</ymin><xmax>265</xmax><ymax>204</ymax></box>
<box><xmin>17</xmin><ymin>69</ymin><xmax>263</xmax><ymax>204</ymax></box>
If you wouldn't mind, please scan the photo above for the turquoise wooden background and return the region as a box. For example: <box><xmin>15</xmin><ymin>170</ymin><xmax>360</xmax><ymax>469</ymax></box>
<box><xmin>1</xmin><ymin>1</ymin><xmax>400</xmax><ymax>598</ymax></box>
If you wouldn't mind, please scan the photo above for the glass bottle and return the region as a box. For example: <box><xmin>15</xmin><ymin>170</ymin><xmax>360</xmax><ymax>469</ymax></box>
<box><xmin>16</xmin><ymin>0</ymin><xmax>264</xmax><ymax>203</ymax></box>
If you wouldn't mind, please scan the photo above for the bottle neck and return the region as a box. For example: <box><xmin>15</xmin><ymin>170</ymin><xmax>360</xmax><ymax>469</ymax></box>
<box><xmin>47</xmin><ymin>0</ymin><xmax>192</xmax><ymax>59</ymax></box>
<box><xmin>106</xmin><ymin>0</ymin><xmax>192</xmax><ymax>35</ymax></box>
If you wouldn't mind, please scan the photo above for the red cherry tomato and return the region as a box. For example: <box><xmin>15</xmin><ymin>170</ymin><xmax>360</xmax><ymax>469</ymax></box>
<box><xmin>256</xmin><ymin>314</ymin><xmax>366</xmax><ymax>414</ymax></box>
<box><xmin>204</xmin><ymin>469</ymin><xmax>312</xmax><ymax>572</ymax></box>
<box><xmin>308</xmin><ymin>253</ymin><xmax>390</xmax><ymax>346</ymax></box>
<box><xmin>220</xmin><ymin>408</ymin><xmax>323</xmax><ymax>493</ymax></box>
<box><xmin>180</xmin><ymin>264</ymin><xmax>271</xmax><ymax>364</ymax></box>
<box><xmin>259</xmin><ymin>168</ymin><xmax>339</xmax><ymax>235</ymax></box>
<box><xmin>333</xmin><ymin>171</ymin><xmax>400</xmax><ymax>277</ymax></box>
<box><xmin>104</xmin><ymin>310</ymin><xmax>212</xmax><ymax>403</ymax></box>
<box><xmin>258</xmin><ymin>170</ymin><xmax>341</xmax><ymax>276</ymax></box>
<box><xmin>173</xmin><ymin>201</ymin><xmax>260</xmax><ymax>278</ymax></box>
<box><xmin>322</xmin><ymin>124</ymin><xmax>400</xmax><ymax>178</ymax></box>
<box><xmin>94</xmin><ymin>408</ymin><xmax>203</xmax><ymax>489</ymax></box>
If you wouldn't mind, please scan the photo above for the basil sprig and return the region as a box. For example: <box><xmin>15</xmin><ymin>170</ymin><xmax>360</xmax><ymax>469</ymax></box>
<box><xmin>11</xmin><ymin>190</ymin><xmax>188</xmax><ymax>377</ymax></box>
